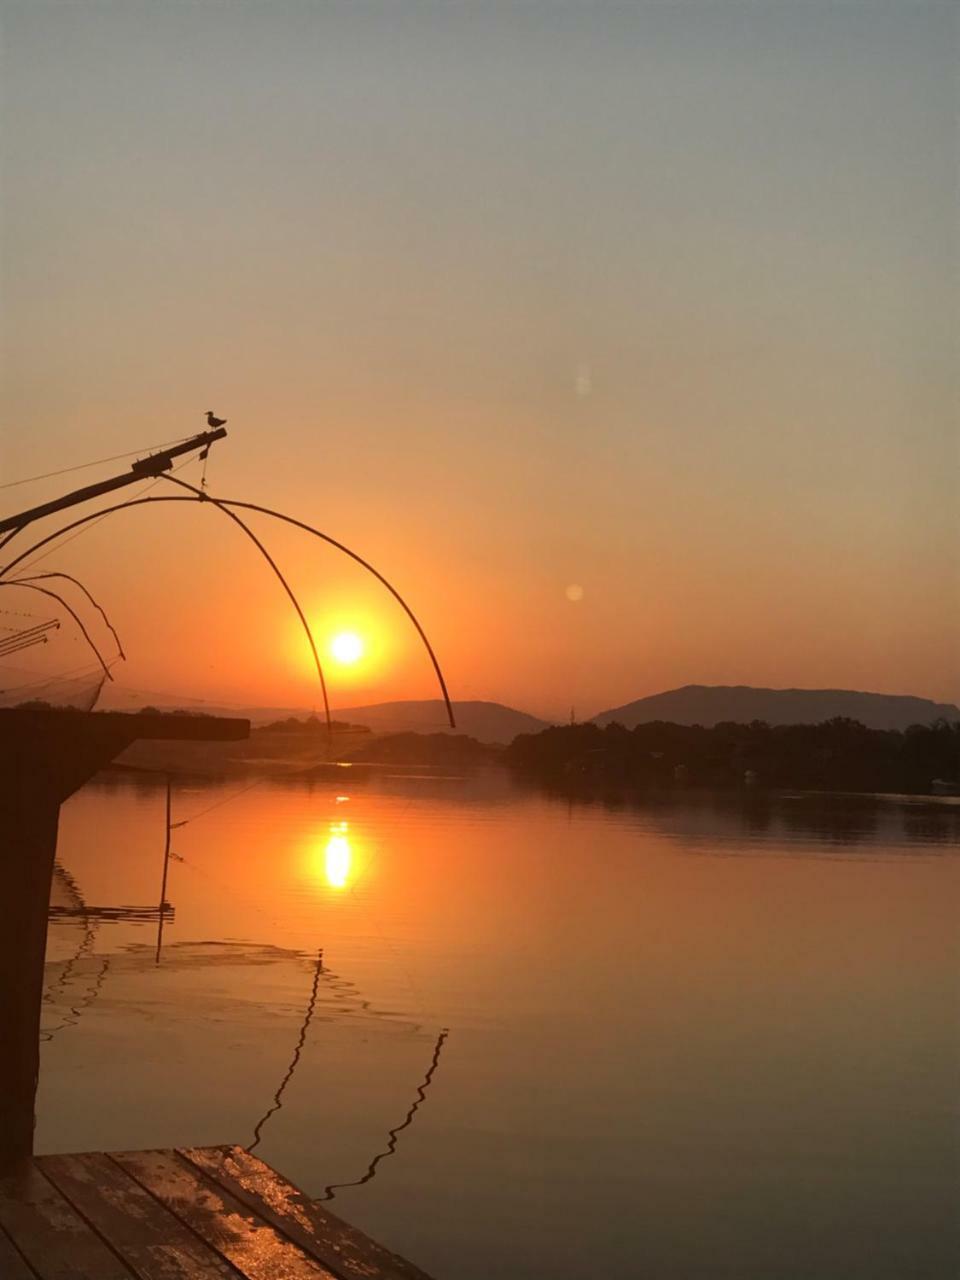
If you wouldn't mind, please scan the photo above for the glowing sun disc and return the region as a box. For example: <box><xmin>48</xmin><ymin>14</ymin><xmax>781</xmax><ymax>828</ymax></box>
<box><xmin>331</xmin><ymin>631</ymin><xmax>364</xmax><ymax>664</ymax></box>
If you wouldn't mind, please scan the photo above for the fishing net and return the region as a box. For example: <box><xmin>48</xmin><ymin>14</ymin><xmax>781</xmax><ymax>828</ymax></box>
<box><xmin>0</xmin><ymin>667</ymin><xmax>106</xmax><ymax>711</ymax></box>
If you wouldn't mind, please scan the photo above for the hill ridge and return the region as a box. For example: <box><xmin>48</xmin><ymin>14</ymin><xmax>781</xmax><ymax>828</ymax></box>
<box><xmin>592</xmin><ymin>684</ymin><xmax>960</xmax><ymax>732</ymax></box>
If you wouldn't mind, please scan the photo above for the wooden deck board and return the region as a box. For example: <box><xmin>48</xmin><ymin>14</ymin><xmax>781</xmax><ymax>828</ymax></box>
<box><xmin>0</xmin><ymin>1163</ymin><xmax>135</xmax><ymax>1280</ymax></box>
<box><xmin>38</xmin><ymin>1152</ymin><xmax>243</xmax><ymax>1280</ymax></box>
<box><xmin>0</xmin><ymin>1225</ymin><xmax>41</xmax><ymax>1280</ymax></box>
<box><xmin>181</xmin><ymin>1146</ymin><xmax>432</xmax><ymax>1280</ymax></box>
<box><xmin>111</xmin><ymin>1151</ymin><xmax>339</xmax><ymax>1280</ymax></box>
<box><xmin>1</xmin><ymin>1149</ymin><xmax>431</xmax><ymax>1280</ymax></box>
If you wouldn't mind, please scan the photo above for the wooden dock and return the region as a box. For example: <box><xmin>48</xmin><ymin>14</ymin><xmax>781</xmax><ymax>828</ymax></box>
<box><xmin>0</xmin><ymin>1145</ymin><xmax>433</xmax><ymax>1280</ymax></box>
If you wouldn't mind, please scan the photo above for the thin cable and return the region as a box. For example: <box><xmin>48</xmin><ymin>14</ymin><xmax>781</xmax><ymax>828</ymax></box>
<box><xmin>0</xmin><ymin>659</ymin><xmax>101</xmax><ymax>691</ymax></box>
<box><xmin>0</xmin><ymin>436</ymin><xmax>190</xmax><ymax>490</ymax></box>
<box><xmin>169</xmin><ymin>778</ymin><xmax>266</xmax><ymax>829</ymax></box>
<box><xmin>9</xmin><ymin>456</ymin><xmax>195</xmax><ymax>574</ymax></box>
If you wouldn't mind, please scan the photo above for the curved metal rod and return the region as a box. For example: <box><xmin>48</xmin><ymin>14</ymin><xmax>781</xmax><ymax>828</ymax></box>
<box><xmin>217</xmin><ymin>499</ymin><xmax>455</xmax><ymax>729</ymax></box>
<box><xmin>1</xmin><ymin>492</ymin><xmax>456</xmax><ymax>728</ymax></box>
<box><xmin>160</xmin><ymin>477</ymin><xmax>454</xmax><ymax>729</ymax></box>
<box><xmin>0</xmin><ymin>493</ymin><xmax>331</xmax><ymax>729</ymax></box>
<box><xmin>12</xmin><ymin>571</ymin><xmax>126</xmax><ymax>660</ymax></box>
<box><xmin>0</xmin><ymin>581</ymin><xmax>114</xmax><ymax>681</ymax></box>
<box><xmin>158</xmin><ymin>477</ymin><xmax>331</xmax><ymax>732</ymax></box>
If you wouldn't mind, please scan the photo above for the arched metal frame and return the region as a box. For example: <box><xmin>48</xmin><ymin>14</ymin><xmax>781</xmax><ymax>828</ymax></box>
<box><xmin>12</xmin><ymin>571</ymin><xmax>126</xmax><ymax>660</ymax></box>
<box><xmin>0</xmin><ymin>491</ymin><xmax>456</xmax><ymax>729</ymax></box>
<box><xmin>0</xmin><ymin>580</ymin><xmax>114</xmax><ymax>680</ymax></box>
<box><xmin>155</xmin><ymin>477</ymin><xmax>331</xmax><ymax>731</ymax></box>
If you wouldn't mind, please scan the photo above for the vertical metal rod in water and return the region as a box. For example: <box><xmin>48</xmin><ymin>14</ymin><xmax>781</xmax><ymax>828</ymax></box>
<box><xmin>155</xmin><ymin>775</ymin><xmax>172</xmax><ymax>965</ymax></box>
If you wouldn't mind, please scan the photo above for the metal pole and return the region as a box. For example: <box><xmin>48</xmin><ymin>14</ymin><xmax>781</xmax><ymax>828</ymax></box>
<box><xmin>155</xmin><ymin>776</ymin><xmax>172</xmax><ymax>965</ymax></box>
<box><xmin>0</xmin><ymin>428</ymin><xmax>227</xmax><ymax>536</ymax></box>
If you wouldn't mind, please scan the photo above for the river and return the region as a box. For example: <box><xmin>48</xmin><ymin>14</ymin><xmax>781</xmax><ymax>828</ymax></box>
<box><xmin>40</xmin><ymin>768</ymin><xmax>959</xmax><ymax>1278</ymax></box>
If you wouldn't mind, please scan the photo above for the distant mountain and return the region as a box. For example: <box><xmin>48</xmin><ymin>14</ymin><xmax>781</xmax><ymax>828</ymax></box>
<box><xmin>329</xmin><ymin>699</ymin><xmax>551</xmax><ymax>744</ymax></box>
<box><xmin>101</xmin><ymin>691</ymin><xmax>551</xmax><ymax>745</ymax></box>
<box><xmin>592</xmin><ymin>685</ymin><xmax>960</xmax><ymax>732</ymax></box>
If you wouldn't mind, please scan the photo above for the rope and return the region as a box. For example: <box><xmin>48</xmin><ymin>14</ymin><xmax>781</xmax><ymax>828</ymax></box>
<box><xmin>169</xmin><ymin>778</ymin><xmax>267</xmax><ymax>829</ymax></box>
<box><xmin>10</xmin><ymin>455</ymin><xmax>197</xmax><ymax>573</ymax></box>
<box><xmin>0</xmin><ymin>436</ymin><xmax>191</xmax><ymax>490</ymax></box>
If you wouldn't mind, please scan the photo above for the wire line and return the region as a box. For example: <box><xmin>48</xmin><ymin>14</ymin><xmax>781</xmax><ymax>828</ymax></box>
<box><xmin>0</xmin><ymin>436</ymin><xmax>191</xmax><ymax>490</ymax></box>
<box><xmin>9</xmin><ymin>456</ymin><xmax>196</xmax><ymax>573</ymax></box>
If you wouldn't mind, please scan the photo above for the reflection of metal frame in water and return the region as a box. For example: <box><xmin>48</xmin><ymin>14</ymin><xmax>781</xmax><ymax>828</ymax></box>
<box><xmin>244</xmin><ymin>945</ymin><xmax>447</xmax><ymax>1196</ymax></box>
<box><xmin>44</xmin><ymin>865</ymin><xmax>110</xmax><ymax>1041</ymax></box>
<box><xmin>248</xmin><ymin>947</ymin><xmax>325</xmax><ymax>1153</ymax></box>
<box><xmin>43</xmin><ymin>956</ymin><xmax>112</xmax><ymax>1043</ymax></box>
<box><xmin>45</xmin><ymin>860</ymin><xmax>175</xmax><ymax>1041</ymax></box>
<box><xmin>49</xmin><ymin>854</ymin><xmax>449</xmax><ymax>1195</ymax></box>
<box><xmin>318</xmin><ymin>1028</ymin><xmax>448</xmax><ymax>1204</ymax></box>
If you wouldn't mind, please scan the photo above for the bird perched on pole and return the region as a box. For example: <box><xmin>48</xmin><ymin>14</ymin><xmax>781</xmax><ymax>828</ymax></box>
<box><xmin>206</xmin><ymin>410</ymin><xmax>227</xmax><ymax>428</ymax></box>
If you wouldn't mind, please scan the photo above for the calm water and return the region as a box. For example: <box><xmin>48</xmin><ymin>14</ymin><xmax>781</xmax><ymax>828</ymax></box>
<box><xmin>40</xmin><ymin>769</ymin><xmax>959</xmax><ymax>1279</ymax></box>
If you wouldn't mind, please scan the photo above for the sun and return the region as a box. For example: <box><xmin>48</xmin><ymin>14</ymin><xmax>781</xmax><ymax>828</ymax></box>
<box><xmin>330</xmin><ymin>631</ymin><xmax>364</xmax><ymax>665</ymax></box>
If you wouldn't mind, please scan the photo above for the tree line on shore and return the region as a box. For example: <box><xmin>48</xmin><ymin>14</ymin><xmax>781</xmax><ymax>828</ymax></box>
<box><xmin>503</xmin><ymin>717</ymin><xmax>960</xmax><ymax>794</ymax></box>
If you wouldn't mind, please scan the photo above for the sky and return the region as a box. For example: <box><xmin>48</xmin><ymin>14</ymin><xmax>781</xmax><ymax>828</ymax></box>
<box><xmin>1</xmin><ymin>1</ymin><xmax>957</xmax><ymax>721</ymax></box>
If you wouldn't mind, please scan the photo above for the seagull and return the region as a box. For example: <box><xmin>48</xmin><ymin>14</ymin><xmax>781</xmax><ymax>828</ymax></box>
<box><xmin>205</xmin><ymin>410</ymin><xmax>227</xmax><ymax>428</ymax></box>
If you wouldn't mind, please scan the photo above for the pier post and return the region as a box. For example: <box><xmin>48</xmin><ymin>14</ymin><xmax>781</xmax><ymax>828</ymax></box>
<box><xmin>0</xmin><ymin>708</ymin><xmax>248</xmax><ymax>1170</ymax></box>
<box><xmin>0</xmin><ymin>781</ymin><xmax>60</xmax><ymax>1169</ymax></box>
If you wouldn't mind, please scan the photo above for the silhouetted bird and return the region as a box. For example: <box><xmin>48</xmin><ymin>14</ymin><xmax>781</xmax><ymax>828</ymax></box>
<box><xmin>205</xmin><ymin>411</ymin><xmax>227</xmax><ymax>428</ymax></box>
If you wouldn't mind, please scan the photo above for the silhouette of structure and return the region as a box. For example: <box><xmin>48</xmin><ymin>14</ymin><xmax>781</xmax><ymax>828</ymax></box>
<box><xmin>0</xmin><ymin>429</ymin><xmax>449</xmax><ymax>1278</ymax></box>
<box><xmin>0</xmin><ymin>706</ymin><xmax>248</xmax><ymax>1170</ymax></box>
<box><xmin>0</xmin><ymin>424</ymin><xmax>454</xmax><ymax>1177</ymax></box>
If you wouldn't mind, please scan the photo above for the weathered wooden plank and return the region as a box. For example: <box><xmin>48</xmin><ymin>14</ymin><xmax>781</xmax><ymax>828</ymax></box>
<box><xmin>112</xmin><ymin>1151</ymin><xmax>338</xmax><ymax>1280</ymax></box>
<box><xmin>0</xmin><ymin>1163</ymin><xmax>135</xmax><ymax>1280</ymax></box>
<box><xmin>180</xmin><ymin>1148</ymin><xmax>433</xmax><ymax>1280</ymax></box>
<box><xmin>0</xmin><ymin>1225</ymin><xmax>39</xmax><ymax>1280</ymax></box>
<box><xmin>38</xmin><ymin>1152</ymin><xmax>242</xmax><ymax>1280</ymax></box>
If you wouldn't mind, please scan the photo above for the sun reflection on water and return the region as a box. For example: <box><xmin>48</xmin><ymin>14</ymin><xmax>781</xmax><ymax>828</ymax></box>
<box><xmin>324</xmin><ymin>822</ymin><xmax>352</xmax><ymax>889</ymax></box>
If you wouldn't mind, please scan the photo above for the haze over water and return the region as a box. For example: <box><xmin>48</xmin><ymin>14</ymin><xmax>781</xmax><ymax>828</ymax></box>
<box><xmin>40</xmin><ymin>770</ymin><xmax>959</xmax><ymax>1279</ymax></box>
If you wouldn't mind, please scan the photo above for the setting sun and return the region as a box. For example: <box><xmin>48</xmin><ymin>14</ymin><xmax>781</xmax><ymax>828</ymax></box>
<box><xmin>330</xmin><ymin>631</ymin><xmax>364</xmax><ymax>665</ymax></box>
